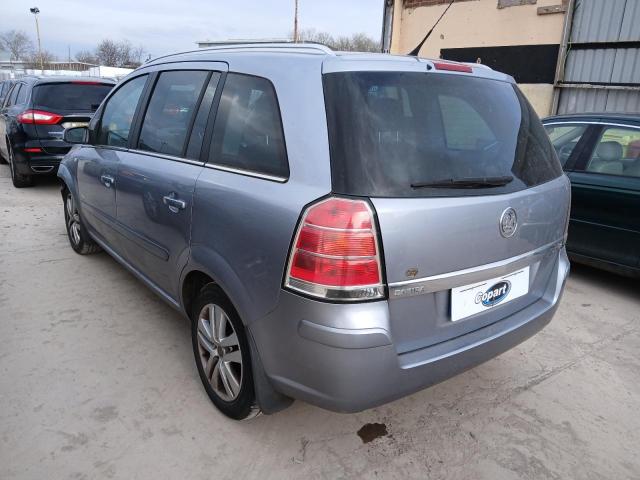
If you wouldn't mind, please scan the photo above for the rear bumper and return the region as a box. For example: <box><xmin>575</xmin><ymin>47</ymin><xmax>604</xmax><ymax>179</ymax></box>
<box><xmin>12</xmin><ymin>150</ymin><xmax>64</xmax><ymax>175</ymax></box>
<box><xmin>250</xmin><ymin>247</ymin><xmax>570</xmax><ymax>413</ymax></box>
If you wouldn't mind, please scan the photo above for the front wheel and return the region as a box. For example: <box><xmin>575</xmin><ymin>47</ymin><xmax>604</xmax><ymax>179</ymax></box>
<box><xmin>63</xmin><ymin>189</ymin><xmax>102</xmax><ymax>255</ymax></box>
<box><xmin>191</xmin><ymin>284</ymin><xmax>260</xmax><ymax>420</ymax></box>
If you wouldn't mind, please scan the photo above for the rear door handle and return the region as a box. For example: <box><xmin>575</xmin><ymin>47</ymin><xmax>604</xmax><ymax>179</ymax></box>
<box><xmin>100</xmin><ymin>174</ymin><xmax>115</xmax><ymax>188</ymax></box>
<box><xmin>163</xmin><ymin>193</ymin><xmax>186</xmax><ymax>213</ymax></box>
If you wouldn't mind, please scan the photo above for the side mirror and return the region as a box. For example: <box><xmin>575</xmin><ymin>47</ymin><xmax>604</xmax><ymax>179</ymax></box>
<box><xmin>63</xmin><ymin>126</ymin><xmax>89</xmax><ymax>144</ymax></box>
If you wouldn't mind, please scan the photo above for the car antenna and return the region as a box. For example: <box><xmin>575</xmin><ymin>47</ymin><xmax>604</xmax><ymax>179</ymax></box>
<box><xmin>408</xmin><ymin>0</ymin><xmax>455</xmax><ymax>56</ymax></box>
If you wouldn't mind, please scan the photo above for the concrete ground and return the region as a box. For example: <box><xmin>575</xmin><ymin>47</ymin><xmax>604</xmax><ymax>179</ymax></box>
<box><xmin>0</xmin><ymin>166</ymin><xmax>639</xmax><ymax>480</ymax></box>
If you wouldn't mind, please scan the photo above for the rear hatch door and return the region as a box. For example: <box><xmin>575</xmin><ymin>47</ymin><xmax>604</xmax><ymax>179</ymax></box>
<box><xmin>323</xmin><ymin>69</ymin><xmax>569</xmax><ymax>353</ymax></box>
<box><xmin>32</xmin><ymin>81</ymin><xmax>113</xmax><ymax>155</ymax></box>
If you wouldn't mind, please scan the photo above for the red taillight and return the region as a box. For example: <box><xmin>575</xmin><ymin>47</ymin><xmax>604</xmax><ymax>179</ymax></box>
<box><xmin>304</xmin><ymin>198</ymin><xmax>373</xmax><ymax>229</ymax></box>
<box><xmin>433</xmin><ymin>61</ymin><xmax>473</xmax><ymax>73</ymax></box>
<box><xmin>24</xmin><ymin>148</ymin><xmax>42</xmax><ymax>153</ymax></box>
<box><xmin>285</xmin><ymin>197</ymin><xmax>384</xmax><ymax>301</ymax></box>
<box><xmin>17</xmin><ymin>110</ymin><xmax>63</xmax><ymax>125</ymax></box>
<box><xmin>296</xmin><ymin>228</ymin><xmax>376</xmax><ymax>257</ymax></box>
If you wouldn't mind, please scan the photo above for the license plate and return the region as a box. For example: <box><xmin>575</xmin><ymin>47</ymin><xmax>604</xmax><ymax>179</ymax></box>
<box><xmin>451</xmin><ymin>266</ymin><xmax>530</xmax><ymax>322</ymax></box>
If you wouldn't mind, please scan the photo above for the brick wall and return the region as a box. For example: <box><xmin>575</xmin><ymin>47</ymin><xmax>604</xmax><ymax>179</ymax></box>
<box><xmin>403</xmin><ymin>0</ymin><xmax>476</xmax><ymax>9</ymax></box>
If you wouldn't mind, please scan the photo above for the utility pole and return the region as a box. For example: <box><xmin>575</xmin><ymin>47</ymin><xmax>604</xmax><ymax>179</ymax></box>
<box><xmin>30</xmin><ymin>7</ymin><xmax>43</xmax><ymax>73</ymax></box>
<box><xmin>293</xmin><ymin>0</ymin><xmax>299</xmax><ymax>43</ymax></box>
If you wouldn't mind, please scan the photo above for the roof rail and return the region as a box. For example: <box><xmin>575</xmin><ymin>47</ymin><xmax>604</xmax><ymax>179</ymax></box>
<box><xmin>201</xmin><ymin>42</ymin><xmax>334</xmax><ymax>54</ymax></box>
<box><xmin>147</xmin><ymin>42</ymin><xmax>335</xmax><ymax>64</ymax></box>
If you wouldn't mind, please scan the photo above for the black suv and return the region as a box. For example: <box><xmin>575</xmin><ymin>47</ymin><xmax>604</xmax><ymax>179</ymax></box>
<box><xmin>0</xmin><ymin>76</ymin><xmax>115</xmax><ymax>187</ymax></box>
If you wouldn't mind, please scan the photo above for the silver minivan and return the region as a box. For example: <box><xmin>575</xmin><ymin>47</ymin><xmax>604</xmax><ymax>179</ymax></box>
<box><xmin>59</xmin><ymin>44</ymin><xmax>570</xmax><ymax>420</ymax></box>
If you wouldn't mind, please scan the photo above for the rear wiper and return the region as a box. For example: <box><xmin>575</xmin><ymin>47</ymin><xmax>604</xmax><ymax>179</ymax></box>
<box><xmin>411</xmin><ymin>176</ymin><xmax>514</xmax><ymax>189</ymax></box>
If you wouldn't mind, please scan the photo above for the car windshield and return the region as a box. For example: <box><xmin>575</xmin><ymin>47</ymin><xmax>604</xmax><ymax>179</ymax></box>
<box><xmin>323</xmin><ymin>71</ymin><xmax>562</xmax><ymax>197</ymax></box>
<box><xmin>33</xmin><ymin>82</ymin><xmax>113</xmax><ymax>112</ymax></box>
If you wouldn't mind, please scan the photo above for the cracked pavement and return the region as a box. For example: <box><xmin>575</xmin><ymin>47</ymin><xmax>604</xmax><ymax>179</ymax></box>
<box><xmin>1</xmin><ymin>165</ymin><xmax>639</xmax><ymax>479</ymax></box>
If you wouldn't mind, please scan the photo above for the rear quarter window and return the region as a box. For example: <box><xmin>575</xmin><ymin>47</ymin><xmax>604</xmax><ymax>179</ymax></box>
<box><xmin>0</xmin><ymin>82</ymin><xmax>12</xmax><ymax>99</ymax></box>
<box><xmin>7</xmin><ymin>84</ymin><xmax>21</xmax><ymax>106</ymax></box>
<box><xmin>16</xmin><ymin>84</ymin><xmax>29</xmax><ymax>105</ymax></box>
<box><xmin>208</xmin><ymin>73</ymin><xmax>289</xmax><ymax>179</ymax></box>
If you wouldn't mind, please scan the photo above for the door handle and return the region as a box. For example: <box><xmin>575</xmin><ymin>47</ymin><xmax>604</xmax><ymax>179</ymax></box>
<box><xmin>163</xmin><ymin>193</ymin><xmax>187</xmax><ymax>213</ymax></box>
<box><xmin>100</xmin><ymin>174</ymin><xmax>115</xmax><ymax>188</ymax></box>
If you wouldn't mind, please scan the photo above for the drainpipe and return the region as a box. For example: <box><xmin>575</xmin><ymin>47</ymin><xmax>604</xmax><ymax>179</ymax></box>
<box><xmin>551</xmin><ymin>0</ymin><xmax>576</xmax><ymax>115</ymax></box>
<box><xmin>381</xmin><ymin>0</ymin><xmax>394</xmax><ymax>53</ymax></box>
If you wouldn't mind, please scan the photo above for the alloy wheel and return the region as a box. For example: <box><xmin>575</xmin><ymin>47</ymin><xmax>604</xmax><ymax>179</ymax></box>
<box><xmin>65</xmin><ymin>193</ymin><xmax>82</xmax><ymax>246</ymax></box>
<box><xmin>196</xmin><ymin>303</ymin><xmax>243</xmax><ymax>402</ymax></box>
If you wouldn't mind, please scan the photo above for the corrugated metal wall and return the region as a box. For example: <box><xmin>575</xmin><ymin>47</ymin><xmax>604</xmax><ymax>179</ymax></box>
<box><xmin>557</xmin><ymin>0</ymin><xmax>640</xmax><ymax>114</ymax></box>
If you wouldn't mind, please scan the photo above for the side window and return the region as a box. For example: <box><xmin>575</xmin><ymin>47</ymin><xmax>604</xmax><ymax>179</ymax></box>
<box><xmin>438</xmin><ymin>95</ymin><xmax>496</xmax><ymax>150</ymax></box>
<box><xmin>0</xmin><ymin>84</ymin><xmax>11</xmax><ymax>107</ymax></box>
<box><xmin>16</xmin><ymin>84</ymin><xmax>29</xmax><ymax>105</ymax></box>
<box><xmin>185</xmin><ymin>72</ymin><xmax>221</xmax><ymax>160</ymax></box>
<box><xmin>586</xmin><ymin>127</ymin><xmax>640</xmax><ymax>178</ymax></box>
<box><xmin>138</xmin><ymin>70</ymin><xmax>209</xmax><ymax>157</ymax></box>
<box><xmin>98</xmin><ymin>75</ymin><xmax>147</xmax><ymax>148</ymax></box>
<box><xmin>209</xmin><ymin>73</ymin><xmax>288</xmax><ymax>179</ymax></box>
<box><xmin>544</xmin><ymin>124</ymin><xmax>587</xmax><ymax>167</ymax></box>
<box><xmin>7</xmin><ymin>84</ymin><xmax>21</xmax><ymax>106</ymax></box>
<box><xmin>0</xmin><ymin>86</ymin><xmax>9</xmax><ymax>108</ymax></box>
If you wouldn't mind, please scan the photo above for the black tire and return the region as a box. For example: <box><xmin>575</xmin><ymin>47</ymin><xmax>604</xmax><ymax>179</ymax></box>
<box><xmin>8</xmin><ymin>143</ymin><xmax>33</xmax><ymax>188</ymax></box>
<box><xmin>191</xmin><ymin>284</ymin><xmax>260</xmax><ymax>420</ymax></box>
<box><xmin>63</xmin><ymin>188</ymin><xmax>102</xmax><ymax>255</ymax></box>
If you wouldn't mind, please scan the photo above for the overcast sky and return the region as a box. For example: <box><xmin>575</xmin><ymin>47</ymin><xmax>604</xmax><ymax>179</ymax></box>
<box><xmin>3</xmin><ymin>0</ymin><xmax>384</xmax><ymax>60</ymax></box>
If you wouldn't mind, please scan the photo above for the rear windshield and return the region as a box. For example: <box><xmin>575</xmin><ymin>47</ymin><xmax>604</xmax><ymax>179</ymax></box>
<box><xmin>323</xmin><ymin>72</ymin><xmax>562</xmax><ymax>197</ymax></box>
<box><xmin>33</xmin><ymin>82</ymin><xmax>113</xmax><ymax>112</ymax></box>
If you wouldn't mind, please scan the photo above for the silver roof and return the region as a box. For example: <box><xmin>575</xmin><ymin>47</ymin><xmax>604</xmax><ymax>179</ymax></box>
<box><xmin>144</xmin><ymin>43</ymin><xmax>513</xmax><ymax>84</ymax></box>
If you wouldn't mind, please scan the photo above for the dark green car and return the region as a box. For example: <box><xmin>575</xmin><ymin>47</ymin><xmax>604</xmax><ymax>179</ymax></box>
<box><xmin>543</xmin><ymin>114</ymin><xmax>640</xmax><ymax>277</ymax></box>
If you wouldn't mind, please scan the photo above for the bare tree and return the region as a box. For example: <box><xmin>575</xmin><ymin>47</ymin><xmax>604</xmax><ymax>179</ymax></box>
<box><xmin>95</xmin><ymin>39</ymin><xmax>120</xmax><ymax>66</ymax></box>
<box><xmin>27</xmin><ymin>49</ymin><xmax>57</xmax><ymax>68</ymax></box>
<box><xmin>0</xmin><ymin>30</ymin><xmax>34</xmax><ymax>61</ymax></box>
<box><xmin>298</xmin><ymin>28</ymin><xmax>334</xmax><ymax>46</ymax></box>
<box><xmin>348</xmin><ymin>33</ymin><xmax>381</xmax><ymax>53</ymax></box>
<box><xmin>332</xmin><ymin>33</ymin><xmax>380</xmax><ymax>52</ymax></box>
<box><xmin>90</xmin><ymin>39</ymin><xmax>146</xmax><ymax>67</ymax></box>
<box><xmin>131</xmin><ymin>45</ymin><xmax>147</xmax><ymax>66</ymax></box>
<box><xmin>117</xmin><ymin>40</ymin><xmax>133</xmax><ymax>66</ymax></box>
<box><xmin>75</xmin><ymin>49</ymin><xmax>98</xmax><ymax>64</ymax></box>
<box><xmin>294</xmin><ymin>29</ymin><xmax>380</xmax><ymax>52</ymax></box>
<box><xmin>118</xmin><ymin>41</ymin><xmax>147</xmax><ymax>67</ymax></box>
<box><xmin>331</xmin><ymin>35</ymin><xmax>351</xmax><ymax>51</ymax></box>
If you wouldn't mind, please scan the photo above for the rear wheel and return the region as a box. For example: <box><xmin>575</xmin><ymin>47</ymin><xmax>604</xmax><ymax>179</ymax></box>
<box><xmin>8</xmin><ymin>143</ymin><xmax>33</xmax><ymax>188</ymax></box>
<box><xmin>191</xmin><ymin>284</ymin><xmax>260</xmax><ymax>420</ymax></box>
<box><xmin>63</xmin><ymin>189</ymin><xmax>101</xmax><ymax>255</ymax></box>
